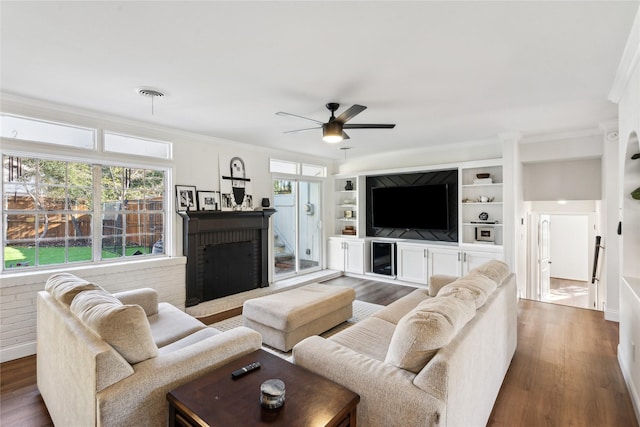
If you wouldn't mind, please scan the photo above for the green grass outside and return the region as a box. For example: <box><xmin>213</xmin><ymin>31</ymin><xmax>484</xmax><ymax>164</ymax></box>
<box><xmin>4</xmin><ymin>245</ymin><xmax>150</xmax><ymax>269</ymax></box>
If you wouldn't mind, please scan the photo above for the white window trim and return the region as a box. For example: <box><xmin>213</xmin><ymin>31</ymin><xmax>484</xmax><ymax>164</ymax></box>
<box><xmin>1</xmin><ymin>143</ymin><xmax>174</xmax><ymax>273</ymax></box>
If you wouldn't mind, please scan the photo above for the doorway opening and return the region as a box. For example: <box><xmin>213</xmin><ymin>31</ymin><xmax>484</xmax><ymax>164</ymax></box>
<box><xmin>527</xmin><ymin>205</ymin><xmax>600</xmax><ymax>310</ymax></box>
<box><xmin>272</xmin><ymin>178</ymin><xmax>322</xmax><ymax>280</ymax></box>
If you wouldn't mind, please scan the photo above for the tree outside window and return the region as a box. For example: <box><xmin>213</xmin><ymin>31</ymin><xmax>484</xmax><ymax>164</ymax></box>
<box><xmin>2</xmin><ymin>155</ymin><xmax>165</xmax><ymax>270</ymax></box>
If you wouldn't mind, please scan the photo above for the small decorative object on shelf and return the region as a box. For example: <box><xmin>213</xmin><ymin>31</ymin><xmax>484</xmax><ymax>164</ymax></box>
<box><xmin>342</xmin><ymin>225</ymin><xmax>356</xmax><ymax>235</ymax></box>
<box><xmin>479</xmin><ymin>211</ymin><xmax>489</xmax><ymax>221</ymax></box>
<box><xmin>475</xmin><ymin>226</ymin><xmax>495</xmax><ymax>243</ymax></box>
<box><xmin>344</xmin><ymin>180</ymin><xmax>354</xmax><ymax>191</ymax></box>
<box><xmin>344</xmin><ymin>210</ymin><xmax>353</xmax><ymax>218</ymax></box>
<box><xmin>473</xmin><ymin>173</ymin><xmax>493</xmax><ymax>185</ymax></box>
<box><xmin>476</xmin><ymin>196</ymin><xmax>494</xmax><ymax>203</ymax></box>
<box><xmin>261</xmin><ymin>198</ymin><xmax>270</xmax><ymax>208</ymax></box>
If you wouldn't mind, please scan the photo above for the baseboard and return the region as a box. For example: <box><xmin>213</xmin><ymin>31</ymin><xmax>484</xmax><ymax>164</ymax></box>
<box><xmin>1</xmin><ymin>341</ymin><xmax>36</xmax><ymax>363</ymax></box>
<box><xmin>618</xmin><ymin>344</ymin><xmax>640</xmax><ymax>424</ymax></box>
<box><xmin>605</xmin><ymin>307</ymin><xmax>620</xmax><ymax>322</ymax></box>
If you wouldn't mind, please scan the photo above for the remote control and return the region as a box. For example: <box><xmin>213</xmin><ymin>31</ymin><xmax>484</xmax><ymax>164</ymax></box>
<box><xmin>231</xmin><ymin>362</ymin><xmax>261</xmax><ymax>379</ymax></box>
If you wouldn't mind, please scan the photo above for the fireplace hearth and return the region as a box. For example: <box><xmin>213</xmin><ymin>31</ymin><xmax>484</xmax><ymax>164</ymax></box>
<box><xmin>180</xmin><ymin>209</ymin><xmax>276</xmax><ymax>307</ymax></box>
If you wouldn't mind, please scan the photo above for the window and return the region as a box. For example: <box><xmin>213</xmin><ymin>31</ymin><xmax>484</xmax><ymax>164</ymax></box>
<box><xmin>301</xmin><ymin>163</ymin><xmax>326</xmax><ymax>177</ymax></box>
<box><xmin>2</xmin><ymin>155</ymin><xmax>166</xmax><ymax>270</ymax></box>
<box><xmin>269</xmin><ymin>158</ymin><xmax>326</xmax><ymax>178</ymax></box>
<box><xmin>100</xmin><ymin>166</ymin><xmax>165</xmax><ymax>258</ymax></box>
<box><xmin>104</xmin><ymin>132</ymin><xmax>172</xmax><ymax>159</ymax></box>
<box><xmin>0</xmin><ymin>114</ymin><xmax>95</xmax><ymax>149</ymax></box>
<box><xmin>269</xmin><ymin>159</ymin><xmax>299</xmax><ymax>175</ymax></box>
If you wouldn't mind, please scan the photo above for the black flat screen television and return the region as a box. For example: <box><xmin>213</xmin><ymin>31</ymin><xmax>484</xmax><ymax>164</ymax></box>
<box><xmin>371</xmin><ymin>184</ymin><xmax>449</xmax><ymax>230</ymax></box>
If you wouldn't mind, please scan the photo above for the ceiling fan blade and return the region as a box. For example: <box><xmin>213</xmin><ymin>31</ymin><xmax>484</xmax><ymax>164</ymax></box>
<box><xmin>283</xmin><ymin>126</ymin><xmax>321</xmax><ymax>134</ymax></box>
<box><xmin>276</xmin><ymin>111</ymin><xmax>324</xmax><ymax>125</ymax></box>
<box><xmin>335</xmin><ymin>104</ymin><xmax>367</xmax><ymax>124</ymax></box>
<box><xmin>343</xmin><ymin>123</ymin><xmax>396</xmax><ymax>129</ymax></box>
<box><xmin>342</xmin><ymin>131</ymin><xmax>350</xmax><ymax>140</ymax></box>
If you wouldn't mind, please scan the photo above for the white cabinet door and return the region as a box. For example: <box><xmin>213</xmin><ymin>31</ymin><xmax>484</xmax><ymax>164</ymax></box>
<box><xmin>344</xmin><ymin>240</ymin><xmax>365</xmax><ymax>275</ymax></box>
<box><xmin>327</xmin><ymin>238</ymin><xmax>364</xmax><ymax>274</ymax></box>
<box><xmin>462</xmin><ymin>250</ymin><xmax>503</xmax><ymax>274</ymax></box>
<box><xmin>397</xmin><ymin>244</ymin><xmax>428</xmax><ymax>284</ymax></box>
<box><xmin>327</xmin><ymin>238</ymin><xmax>345</xmax><ymax>271</ymax></box>
<box><xmin>428</xmin><ymin>247</ymin><xmax>462</xmax><ymax>277</ymax></box>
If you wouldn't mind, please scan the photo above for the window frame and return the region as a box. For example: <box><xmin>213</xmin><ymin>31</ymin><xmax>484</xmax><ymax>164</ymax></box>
<box><xmin>1</xmin><ymin>133</ymin><xmax>173</xmax><ymax>273</ymax></box>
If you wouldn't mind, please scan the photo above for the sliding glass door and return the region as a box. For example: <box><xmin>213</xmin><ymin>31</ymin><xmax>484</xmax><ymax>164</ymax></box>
<box><xmin>272</xmin><ymin>178</ymin><xmax>322</xmax><ymax>279</ymax></box>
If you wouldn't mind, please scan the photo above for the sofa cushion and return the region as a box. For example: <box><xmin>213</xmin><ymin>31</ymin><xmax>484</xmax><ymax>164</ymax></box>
<box><xmin>45</xmin><ymin>273</ymin><xmax>103</xmax><ymax>306</ymax></box>
<box><xmin>428</xmin><ymin>274</ymin><xmax>459</xmax><ymax>296</ymax></box>
<box><xmin>329</xmin><ymin>316</ymin><xmax>397</xmax><ymax>361</ymax></box>
<box><xmin>437</xmin><ymin>273</ymin><xmax>497</xmax><ymax>308</ymax></box>
<box><xmin>114</xmin><ymin>288</ymin><xmax>159</xmax><ymax>316</ymax></box>
<box><xmin>372</xmin><ymin>288</ymin><xmax>430</xmax><ymax>324</ymax></box>
<box><xmin>148</xmin><ymin>302</ymin><xmax>206</xmax><ymax>348</ymax></box>
<box><xmin>385</xmin><ymin>296</ymin><xmax>476</xmax><ymax>373</ymax></box>
<box><xmin>454</xmin><ymin>273</ymin><xmax>498</xmax><ymax>296</ymax></box>
<box><xmin>470</xmin><ymin>260</ymin><xmax>510</xmax><ymax>286</ymax></box>
<box><xmin>70</xmin><ymin>289</ymin><xmax>158</xmax><ymax>364</ymax></box>
<box><xmin>157</xmin><ymin>327</ymin><xmax>221</xmax><ymax>355</ymax></box>
<box><xmin>436</xmin><ymin>286</ymin><xmax>481</xmax><ymax>307</ymax></box>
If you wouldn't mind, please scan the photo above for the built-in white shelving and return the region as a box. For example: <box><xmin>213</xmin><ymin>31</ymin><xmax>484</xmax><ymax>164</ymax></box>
<box><xmin>460</xmin><ymin>162</ymin><xmax>503</xmax><ymax>246</ymax></box>
<box><xmin>334</xmin><ymin>176</ymin><xmax>360</xmax><ymax>237</ymax></box>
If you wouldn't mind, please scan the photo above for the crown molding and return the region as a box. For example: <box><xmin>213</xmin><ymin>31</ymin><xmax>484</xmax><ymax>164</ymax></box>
<box><xmin>520</xmin><ymin>127</ymin><xmax>603</xmax><ymax>144</ymax></box>
<box><xmin>609</xmin><ymin>6</ymin><xmax>640</xmax><ymax>103</ymax></box>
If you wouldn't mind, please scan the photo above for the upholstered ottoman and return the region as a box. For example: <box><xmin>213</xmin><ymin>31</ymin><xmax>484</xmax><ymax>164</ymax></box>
<box><xmin>243</xmin><ymin>283</ymin><xmax>356</xmax><ymax>351</ymax></box>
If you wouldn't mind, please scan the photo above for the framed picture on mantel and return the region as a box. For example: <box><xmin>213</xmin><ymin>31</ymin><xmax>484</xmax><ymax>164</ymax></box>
<box><xmin>175</xmin><ymin>185</ymin><xmax>197</xmax><ymax>212</ymax></box>
<box><xmin>197</xmin><ymin>190</ymin><xmax>221</xmax><ymax>211</ymax></box>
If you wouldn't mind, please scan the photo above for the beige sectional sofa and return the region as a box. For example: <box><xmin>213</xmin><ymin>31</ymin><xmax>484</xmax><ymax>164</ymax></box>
<box><xmin>293</xmin><ymin>260</ymin><xmax>517</xmax><ymax>427</ymax></box>
<box><xmin>37</xmin><ymin>273</ymin><xmax>262</xmax><ymax>427</ymax></box>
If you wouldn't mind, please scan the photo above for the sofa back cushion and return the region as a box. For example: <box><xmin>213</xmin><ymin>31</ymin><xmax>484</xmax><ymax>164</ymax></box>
<box><xmin>70</xmin><ymin>290</ymin><xmax>158</xmax><ymax>364</ymax></box>
<box><xmin>45</xmin><ymin>273</ymin><xmax>103</xmax><ymax>306</ymax></box>
<box><xmin>437</xmin><ymin>273</ymin><xmax>497</xmax><ymax>308</ymax></box>
<box><xmin>470</xmin><ymin>260</ymin><xmax>510</xmax><ymax>286</ymax></box>
<box><xmin>385</xmin><ymin>295</ymin><xmax>476</xmax><ymax>373</ymax></box>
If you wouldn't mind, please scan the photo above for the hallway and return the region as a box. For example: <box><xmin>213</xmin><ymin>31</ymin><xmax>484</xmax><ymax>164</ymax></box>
<box><xmin>540</xmin><ymin>277</ymin><xmax>590</xmax><ymax>309</ymax></box>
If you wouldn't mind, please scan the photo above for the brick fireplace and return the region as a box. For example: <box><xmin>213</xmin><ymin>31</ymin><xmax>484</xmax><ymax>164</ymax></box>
<box><xmin>180</xmin><ymin>209</ymin><xmax>276</xmax><ymax>307</ymax></box>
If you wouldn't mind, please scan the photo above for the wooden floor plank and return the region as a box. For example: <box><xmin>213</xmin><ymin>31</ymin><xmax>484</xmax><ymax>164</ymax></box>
<box><xmin>488</xmin><ymin>298</ymin><xmax>637</xmax><ymax>427</ymax></box>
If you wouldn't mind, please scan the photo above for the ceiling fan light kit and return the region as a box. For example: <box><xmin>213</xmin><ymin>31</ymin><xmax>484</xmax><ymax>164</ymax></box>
<box><xmin>277</xmin><ymin>102</ymin><xmax>395</xmax><ymax>143</ymax></box>
<box><xmin>322</xmin><ymin>121</ymin><xmax>344</xmax><ymax>143</ymax></box>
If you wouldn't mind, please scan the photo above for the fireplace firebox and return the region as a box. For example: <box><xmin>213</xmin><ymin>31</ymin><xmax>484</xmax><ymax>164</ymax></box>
<box><xmin>180</xmin><ymin>209</ymin><xmax>276</xmax><ymax>307</ymax></box>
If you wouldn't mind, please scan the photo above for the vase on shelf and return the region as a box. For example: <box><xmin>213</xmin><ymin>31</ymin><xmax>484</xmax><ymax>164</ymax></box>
<box><xmin>344</xmin><ymin>180</ymin><xmax>354</xmax><ymax>191</ymax></box>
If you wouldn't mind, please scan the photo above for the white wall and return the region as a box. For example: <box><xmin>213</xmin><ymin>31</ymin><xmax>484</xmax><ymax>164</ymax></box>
<box><xmin>522</xmin><ymin>158</ymin><xmax>602</xmax><ymax>201</ymax></box>
<box><xmin>0</xmin><ymin>95</ymin><xmax>334</xmax><ymax>362</ymax></box>
<box><xmin>610</xmin><ymin>7</ymin><xmax>640</xmax><ymax>422</ymax></box>
<box><xmin>336</xmin><ymin>138</ymin><xmax>503</xmax><ymax>175</ymax></box>
<box><xmin>549</xmin><ymin>214</ymin><xmax>589</xmax><ymax>281</ymax></box>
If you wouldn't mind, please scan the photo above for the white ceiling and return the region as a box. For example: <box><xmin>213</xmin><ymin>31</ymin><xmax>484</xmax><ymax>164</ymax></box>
<box><xmin>1</xmin><ymin>1</ymin><xmax>637</xmax><ymax>161</ymax></box>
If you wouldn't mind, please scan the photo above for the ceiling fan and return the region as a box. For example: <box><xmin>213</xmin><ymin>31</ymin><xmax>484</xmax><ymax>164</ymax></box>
<box><xmin>276</xmin><ymin>103</ymin><xmax>396</xmax><ymax>143</ymax></box>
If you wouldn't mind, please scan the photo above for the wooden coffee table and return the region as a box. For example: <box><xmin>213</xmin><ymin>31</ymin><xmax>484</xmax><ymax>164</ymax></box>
<box><xmin>167</xmin><ymin>349</ymin><xmax>360</xmax><ymax>426</ymax></box>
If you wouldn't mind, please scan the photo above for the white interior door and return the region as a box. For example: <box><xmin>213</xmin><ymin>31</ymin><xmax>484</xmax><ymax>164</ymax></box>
<box><xmin>538</xmin><ymin>215</ymin><xmax>551</xmax><ymax>299</ymax></box>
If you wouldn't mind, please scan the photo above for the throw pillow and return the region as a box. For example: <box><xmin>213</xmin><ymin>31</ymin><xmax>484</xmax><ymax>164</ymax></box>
<box><xmin>385</xmin><ymin>295</ymin><xmax>476</xmax><ymax>373</ymax></box>
<box><xmin>436</xmin><ymin>286</ymin><xmax>481</xmax><ymax>307</ymax></box>
<box><xmin>45</xmin><ymin>273</ymin><xmax>103</xmax><ymax>306</ymax></box>
<box><xmin>438</xmin><ymin>281</ymin><xmax>489</xmax><ymax>309</ymax></box>
<box><xmin>436</xmin><ymin>272</ymin><xmax>497</xmax><ymax>308</ymax></box>
<box><xmin>452</xmin><ymin>273</ymin><xmax>498</xmax><ymax>297</ymax></box>
<box><xmin>70</xmin><ymin>289</ymin><xmax>158</xmax><ymax>364</ymax></box>
<box><xmin>470</xmin><ymin>260</ymin><xmax>510</xmax><ymax>286</ymax></box>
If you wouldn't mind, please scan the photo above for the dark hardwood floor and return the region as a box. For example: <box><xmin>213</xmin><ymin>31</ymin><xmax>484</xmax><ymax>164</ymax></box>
<box><xmin>1</xmin><ymin>277</ymin><xmax>637</xmax><ymax>427</ymax></box>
